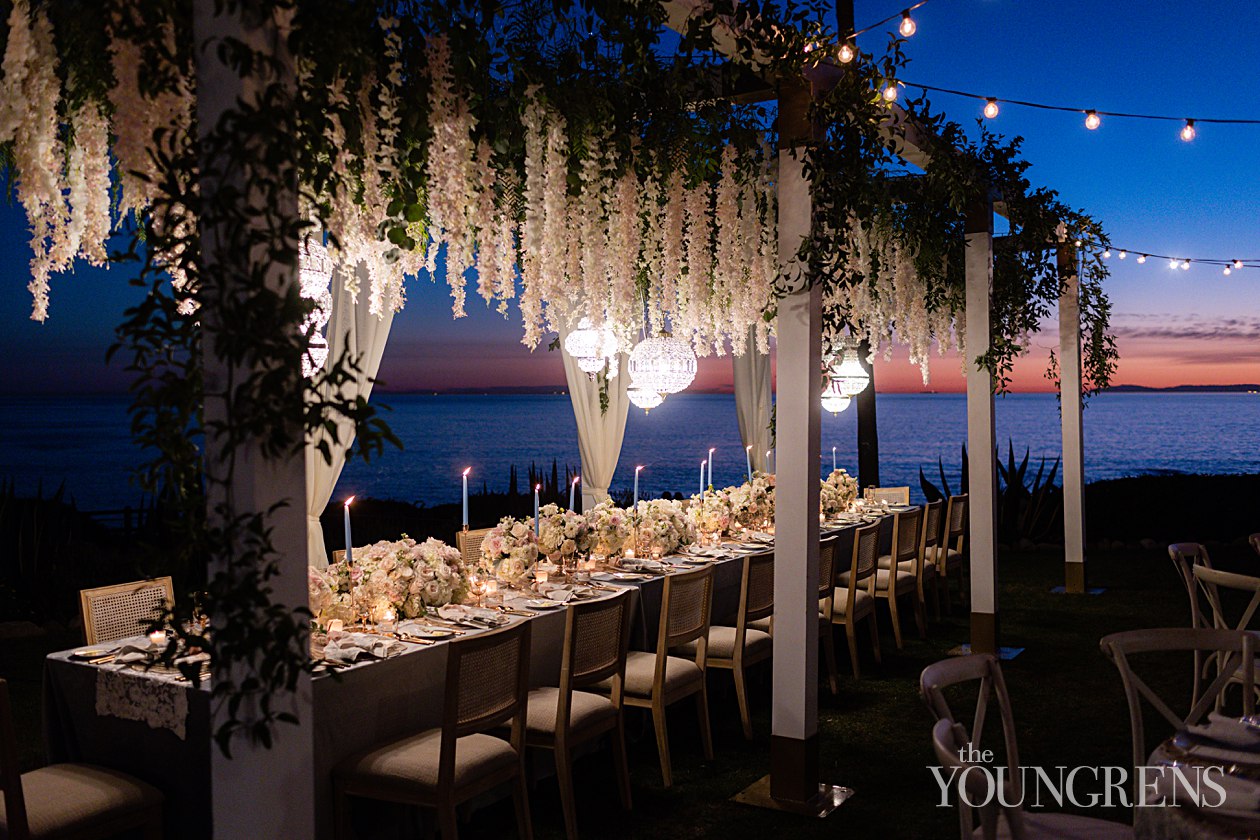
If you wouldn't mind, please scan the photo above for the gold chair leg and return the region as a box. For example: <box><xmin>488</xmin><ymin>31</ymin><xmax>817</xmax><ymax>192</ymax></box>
<box><xmin>822</xmin><ymin>623</ymin><xmax>841</xmax><ymax>693</ymax></box>
<box><xmin>513</xmin><ymin>764</ymin><xmax>534</xmax><ymax>840</ymax></box>
<box><xmin>611</xmin><ymin>717</ymin><xmax>633</xmax><ymax>810</ymax></box>
<box><xmin>651</xmin><ymin>701</ymin><xmax>673</xmax><ymax>788</ymax></box>
<box><xmin>697</xmin><ymin>684</ymin><xmax>715</xmax><ymax>760</ymax></box>
<box><xmin>733</xmin><ymin>666</ymin><xmax>753</xmax><ymax>740</ymax></box>
<box><xmin>554</xmin><ymin>747</ymin><xmax>579</xmax><ymax>840</ymax></box>
<box><xmin>845</xmin><ymin>620</ymin><xmax>861</xmax><ymax>680</ymax></box>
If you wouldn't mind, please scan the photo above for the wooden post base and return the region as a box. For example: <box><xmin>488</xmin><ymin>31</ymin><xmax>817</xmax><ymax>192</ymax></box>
<box><xmin>1064</xmin><ymin>561</ymin><xmax>1086</xmax><ymax>594</ymax></box>
<box><xmin>970</xmin><ymin>611</ymin><xmax>998</xmax><ymax>655</ymax></box>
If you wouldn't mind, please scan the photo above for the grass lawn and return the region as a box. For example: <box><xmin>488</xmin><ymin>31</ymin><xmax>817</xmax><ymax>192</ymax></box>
<box><xmin>2</xmin><ymin>543</ymin><xmax>1249</xmax><ymax>838</ymax></box>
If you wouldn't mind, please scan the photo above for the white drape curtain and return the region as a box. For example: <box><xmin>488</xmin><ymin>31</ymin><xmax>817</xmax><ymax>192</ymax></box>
<box><xmin>305</xmin><ymin>263</ymin><xmax>395</xmax><ymax>568</ymax></box>
<box><xmin>558</xmin><ymin>323</ymin><xmax>630</xmax><ymax>508</ymax></box>
<box><xmin>732</xmin><ymin>325</ymin><xmax>772</xmax><ymax>474</ymax></box>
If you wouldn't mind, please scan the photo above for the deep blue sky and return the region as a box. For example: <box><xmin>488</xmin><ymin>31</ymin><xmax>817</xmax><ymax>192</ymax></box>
<box><xmin>1</xmin><ymin>0</ymin><xmax>1257</xmax><ymax>394</ymax></box>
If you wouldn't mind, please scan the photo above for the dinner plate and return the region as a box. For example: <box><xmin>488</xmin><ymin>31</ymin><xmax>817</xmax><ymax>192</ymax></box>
<box><xmin>408</xmin><ymin>627</ymin><xmax>458</xmax><ymax>639</ymax></box>
<box><xmin>524</xmin><ymin>599</ymin><xmax>564</xmax><ymax>610</ymax></box>
<box><xmin>611</xmin><ymin>572</ymin><xmax>649</xmax><ymax>581</ymax></box>
<box><xmin>70</xmin><ymin>649</ymin><xmax>109</xmax><ymax>660</ymax></box>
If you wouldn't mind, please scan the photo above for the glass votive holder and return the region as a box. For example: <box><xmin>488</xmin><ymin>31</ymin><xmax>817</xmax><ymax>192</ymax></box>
<box><xmin>484</xmin><ymin>579</ymin><xmax>503</xmax><ymax>607</ymax></box>
<box><xmin>148</xmin><ymin>630</ymin><xmax>168</xmax><ymax>648</ymax></box>
<box><xmin>535</xmin><ymin>569</ymin><xmax>550</xmax><ymax>589</ymax></box>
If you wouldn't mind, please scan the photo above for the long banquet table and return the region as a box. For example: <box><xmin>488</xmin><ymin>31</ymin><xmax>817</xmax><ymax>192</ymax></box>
<box><xmin>43</xmin><ymin>517</ymin><xmax>885</xmax><ymax>838</ymax></box>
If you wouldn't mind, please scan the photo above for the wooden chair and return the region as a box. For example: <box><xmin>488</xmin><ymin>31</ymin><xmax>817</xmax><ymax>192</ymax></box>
<box><xmin>677</xmin><ymin>552</ymin><xmax>773</xmax><ymax>740</ymax></box>
<box><xmin>593</xmin><ymin>565</ymin><xmax>714</xmax><ymax>788</ymax></box>
<box><xmin>0</xmin><ymin>679</ymin><xmax>163</xmax><ymax>840</ymax></box>
<box><xmin>850</xmin><ymin>507</ymin><xmax>923</xmax><ymax>649</ymax></box>
<box><xmin>815</xmin><ymin>537</ymin><xmax>841</xmax><ymax>694</ymax></box>
<box><xmin>921</xmin><ymin>655</ymin><xmax>1133</xmax><ymax>840</ymax></box>
<box><xmin>524</xmin><ymin>592</ymin><xmax>633</xmax><ymax>840</ymax></box>
<box><xmin>456</xmin><ymin>528</ymin><xmax>495</xmax><ymax>567</ymax></box>
<box><xmin>868</xmin><ymin>486</ymin><xmax>910</xmax><ymax>505</ymax></box>
<box><xmin>1191</xmin><ymin>565</ymin><xmax>1260</xmax><ymax>704</ymax></box>
<box><xmin>826</xmin><ymin>523</ymin><xmax>881</xmax><ymax>684</ymax></box>
<box><xmin>919</xmin><ymin>500</ymin><xmax>944</xmax><ymax>621</ymax></box>
<box><xmin>933</xmin><ymin>494</ymin><xmax>968</xmax><ymax>613</ymax></box>
<box><xmin>1168</xmin><ymin>542</ymin><xmax>1214</xmax><ymax>704</ymax></box>
<box><xmin>332</xmin><ymin>549</ymin><xmax>346</xmax><ymax>565</ymax></box>
<box><xmin>334</xmin><ymin>622</ymin><xmax>533</xmax><ymax>840</ymax></box>
<box><xmin>1100</xmin><ymin>628</ymin><xmax>1255</xmax><ymax>780</ymax></box>
<box><xmin>78</xmin><ymin>577</ymin><xmax>174</xmax><ymax>646</ymax></box>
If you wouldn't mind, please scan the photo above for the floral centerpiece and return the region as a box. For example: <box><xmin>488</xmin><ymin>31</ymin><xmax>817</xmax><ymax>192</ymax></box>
<box><xmin>537</xmin><ymin>503</ymin><xmax>593</xmax><ymax>564</ymax></box>
<box><xmin>821</xmin><ymin>468</ymin><xmax>859</xmax><ymax>516</ymax></box>
<box><xmin>689</xmin><ymin>489</ymin><xmax>733</xmax><ymax>538</ymax></box>
<box><xmin>637</xmin><ymin>498</ymin><xmax>696</xmax><ymax>556</ymax></box>
<box><xmin>727</xmin><ymin>471</ymin><xmax>775</xmax><ymax>529</ymax></box>
<box><xmin>587</xmin><ymin>499</ymin><xmax>630</xmax><ymax>557</ymax></box>
<box><xmin>480</xmin><ymin>516</ymin><xmax>540</xmax><ymax>586</ymax></box>
<box><xmin>310</xmin><ymin>536</ymin><xmax>470</xmax><ymax>624</ymax></box>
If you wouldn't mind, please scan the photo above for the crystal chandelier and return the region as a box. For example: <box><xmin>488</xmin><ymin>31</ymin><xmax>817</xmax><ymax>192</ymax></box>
<box><xmin>820</xmin><ymin>378</ymin><xmax>851</xmax><ymax>415</ymax></box>
<box><xmin>629</xmin><ymin>334</ymin><xmax>697</xmax><ymax>395</ymax></box>
<box><xmin>299</xmin><ymin>237</ymin><xmax>333</xmax><ymax>379</ymax></box>
<box><xmin>563</xmin><ymin>318</ymin><xmax>610</xmax><ymax>373</ymax></box>
<box><xmin>830</xmin><ymin>347</ymin><xmax>871</xmax><ymax>397</ymax></box>
<box><xmin>628</xmin><ymin>388</ymin><xmax>664</xmax><ymax>413</ymax></box>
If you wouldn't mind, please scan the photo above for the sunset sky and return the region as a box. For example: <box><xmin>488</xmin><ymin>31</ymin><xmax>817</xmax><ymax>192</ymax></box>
<box><xmin>1</xmin><ymin>0</ymin><xmax>1257</xmax><ymax>395</ymax></box>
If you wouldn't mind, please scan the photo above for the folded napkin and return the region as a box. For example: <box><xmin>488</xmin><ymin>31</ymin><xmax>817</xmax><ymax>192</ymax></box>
<box><xmin>547</xmin><ymin>586</ymin><xmax>594</xmax><ymax>602</ymax></box>
<box><xmin>322</xmin><ymin>632</ymin><xmax>404</xmax><ymax>664</ymax></box>
<box><xmin>437</xmin><ymin>604</ymin><xmax>510</xmax><ymax>628</ymax></box>
<box><xmin>1188</xmin><ymin>713</ymin><xmax>1260</xmax><ymax>750</ymax></box>
<box><xmin>114</xmin><ymin>644</ymin><xmax>157</xmax><ymax>665</ymax></box>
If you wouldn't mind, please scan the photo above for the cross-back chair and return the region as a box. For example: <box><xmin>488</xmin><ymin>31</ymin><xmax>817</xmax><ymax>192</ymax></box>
<box><xmin>935</xmin><ymin>494</ymin><xmax>968</xmax><ymax>613</ymax></box>
<box><xmin>921</xmin><ymin>655</ymin><xmax>1133</xmax><ymax>840</ymax></box>
<box><xmin>864</xmin><ymin>506</ymin><xmax>924</xmax><ymax>649</ymax></box>
<box><xmin>1168</xmin><ymin>543</ymin><xmax>1215</xmax><ymax>704</ymax></box>
<box><xmin>334</xmin><ymin>622</ymin><xmax>533</xmax><ymax>840</ymax></box>
<box><xmin>456</xmin><ymin>527</ymin><xmax>495</xmax><ymax>568</ymax></box>
<box><xmin>524</xmin><ymin>591</ymin><xmax>633</xmax><ymax>840</ymax></box>
<box><xmin>1100</xmin><ymin>627</ymin><xmax>1255</xmax><ymax>781</ymax></box>
<box><xmin>78</xmin><ymin>577</ymin><xmax>174</xmax><ymax>646</ymax></box>
<box><xmin>824</xmin><ymin>524</ymin><xmax>881</xmax><ymax>686</ymax></box>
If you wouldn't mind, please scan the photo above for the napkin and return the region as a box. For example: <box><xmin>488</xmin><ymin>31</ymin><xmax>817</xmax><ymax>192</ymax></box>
<box><xmin>322</xmin><ymin>632</ymin><xmax>404</xmax><ymax>664</ymax></box>
<box><xmin>114</xmin><ymin>644</ymin><xmax>156</xmax><ymax>665</ymax></box>
<box><xmin>1187</xmin><ymin>713</ymin><xmax>1260</xmax><ymax>750</ymax></box>
<box><xmin>546</xmin><ymin>586</ymin><xmax>593</xmax><ymax>602</ymax></box>
<box><xmin>437</xmin><ymin>604</ymin><xmax>510</xmax><ymax>628</ymax></box>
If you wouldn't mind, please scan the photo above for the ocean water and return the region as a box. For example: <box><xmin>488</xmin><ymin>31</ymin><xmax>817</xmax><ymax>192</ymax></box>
<box><xmin>1</xmin><ymin>392</ymin><xmax>1258</xmax><ymax>511</ymax></box>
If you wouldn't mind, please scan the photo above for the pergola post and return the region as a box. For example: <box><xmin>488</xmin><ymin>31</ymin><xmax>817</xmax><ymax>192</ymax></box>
<box><xmin>965</xmin><ymin>199</ymin><xmax>999</xmax><ymax>654</ymax></box>
<box><xmin>855</xmin><ymin>339</ymin><xmax>879</xmax><ymax>490</ymax></box>
<box><xmin>1057</xmin><ymin>245</ymin><xmax>1087</xmax><ymax>593</ymax></box>
<box><xmin>194</xmin><ymin>3</ymin><xmax>316</xmax><ymax>836</ymax></box>
<box><xmin>768</xmin><ymin>78</ymin><xmax>823</xmax><ymax>807</ymax></box>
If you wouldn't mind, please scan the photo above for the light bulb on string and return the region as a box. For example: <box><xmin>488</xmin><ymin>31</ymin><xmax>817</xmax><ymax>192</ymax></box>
<box><xmin>1169</xmin><ymin>259</ymin><xmax>1179</xmax><ymax>270</ymax></box>
<box><xmin>1084</xmin><ymin>110</ymin><xmax>1101</xmax><ymax>130</ymax></box>
<box><xmin>1137</xmin><ymin>254</ymin><xmax>1146</xmax><ymax>264</ymax></box>
<box><xmin>882</xmin><ymin>81</ymin><xmax>899</xmax><ymax>103</ymax></box>
<box><xmin>1119</xmin><ymin>250</ymin><xmax>1127</xmax><ymax>259</ymax></box>
<box><xmin>1180</xmin><ymin>119</ymin><xmax>1196</xmax><ymax>142</ymax></box>
<box><xmin>983</xmin><ymin>99</ymin><xmax>999</xmax><ymax>119</ymax></box>
<box><xmin>1234</xmin><ymin>260</ymin><xmax>1244</xmax><ymax>270</ymax></box>
<box><xmin>838</xmin><ymin>42</ymin><xmax>855</xmax><ymax>63</ymax></box>
<box><xmin>1102</xmin><ymin>249</ymin><xmax>1111</xmax><ymax>259</ymax></box>
<box><xmin>1181</xmin><ymin>260</ymin><xmax>1191</xmax><ymax>271</ymax></box>
<box><xmin>1073</xmin><ymin>239</ymin><xmax>1082</xmax><ymax>248</ymax></box>
<box><xmin>898</xmin><ymin>11</ymin><xmax>916</xmax><ymax>37</ymax></box>
<box><xmin>1224</xmin><ymin>267</ymin><xmax>1232</xmax><ymax>276</ymax></box>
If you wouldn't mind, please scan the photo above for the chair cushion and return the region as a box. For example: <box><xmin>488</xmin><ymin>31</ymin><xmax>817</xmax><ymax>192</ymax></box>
<box><xmin>592</xmin><ymin>651</ymin><xmax>702</xmax><ymax>699</ymax></box>
<box><xmin>525</xmin><ymin>687</ymin><xmax>617</xmax><ymax>735</ymax></box>
<box><xmin>749</xmin><ymin>616</ymin><xmax>772</xmax><ymax>634</ymax></box>
<box><xmin>830</xmin><ymin>587</ymin><xmax>875</xmax><ymax>617</ymax></box>
<box><xmin>336</xmin><ymin>729</ymin><xmax>517</xmax><ymax>791</ymax></box>
<box><xmin>974</xmin><ymin>811</ymin><xmax>1133</xmax><ymax>839</ymax></box>
<box><xmin>0</xmin><ymin>764</ymin><xmax>162</xmax><ymax>839</ymax></box>
<box><xmin>837</xmin><ymin>568</ymin><xmax>914</xmax><ymax>592</ymax></box>
<box><xmin>675</xmin><ymin>625</ymin><xmax>772</xmax><ymax>661</ymax></box>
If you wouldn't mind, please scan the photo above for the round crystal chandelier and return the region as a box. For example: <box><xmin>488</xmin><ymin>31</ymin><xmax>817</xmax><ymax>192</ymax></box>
<box><xmin>628</xmin><ymin>388</ymin><xmax>664</xmax><ymax>413</ymax></box>
<box><xmin>820</xmin><ymin>379</ymin><xmax>851</xmax><ymax>416</ymax></box>
<box><xmin>831</xmin><ymin>347</ymin><xmax>871</xmax><ymax>397</ymax></box>
<box><xmin>629</xmin><ymin>334</ymin><xmax>697</xmax><ymax>395</ymax></box>
<box><xmin>299</xmin><ymin>237</ymin><xmax>333</xmax><ymax>379</ymax></box>
<box><xmin>564</xmin><ymin>318</ymin><xmax>609</xmax><ymax>373</ymax></box>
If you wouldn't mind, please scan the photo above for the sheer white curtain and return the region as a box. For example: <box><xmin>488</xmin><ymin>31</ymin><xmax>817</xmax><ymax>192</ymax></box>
<box><xmin>558</xmin><ymin>323</ymin><xmax>630</xmax><ymax>507</ymax></box>
<box><xmin>732</xmin><ymin>326</ymin><xmax>772</xmax><ymax>474</ymax></box>
<box><xmin>305</xmin><ymin>263</ymin><xmax>395</xmax><ymax>568</ymax></box>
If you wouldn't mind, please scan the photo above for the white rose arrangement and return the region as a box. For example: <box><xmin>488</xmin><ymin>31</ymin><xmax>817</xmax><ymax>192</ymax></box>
<box><xmin>480</xmin><ymin>516</ymin><xmax>540</xmax><ymax>586</ymax></box>
<box><xmin>727</xmin><ymin>472</ymin><xmax>775</xmax><ymax>529</ymax></box>
<box><xmin>637</xmin><ymin>498</ymin><xmax>696</xmax><ymax>556</ymax></box>
<box><xmin>822</xmin><ymin>468</ymin><xmax>859</xmax><ymax>515</ymax></box>
<box><xmin>587</xmin><ymin>499</ymin><xmax>630</xmax><ymax>556</ymax></box>
<box><xmin>537</xmin><ymin>503</ymin><xmax>593</xmax><ymax>561</ymax></box>
<box><xmin>689</xmin><ymin>489</ymin><xmax>733</xmax><ymax>537</ymax></box>
<box><xmin>311</xmin><ymin>535</ymin><xmax>470</xmax><ymax>623</ymax></box>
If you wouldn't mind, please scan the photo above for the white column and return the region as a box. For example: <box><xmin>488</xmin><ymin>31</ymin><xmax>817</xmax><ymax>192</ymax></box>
<box><xmin>770</xmin><ymin>82</ymin><xmax>821</xmax><ymax>801</ymax></box>
<box><xmin>965</xmin><ymin>201</ymin><xmax>998</xmax><ymax>654</ymax></box>
<box><xmin>194</xmin><ymin>3</ymin><xmax>315</xmax><ymax>836</ymax></box>
<box><xmin>1058</xmin><ymin>246</ymin><xmax>1086</xmax><ymax>593</ymax></box>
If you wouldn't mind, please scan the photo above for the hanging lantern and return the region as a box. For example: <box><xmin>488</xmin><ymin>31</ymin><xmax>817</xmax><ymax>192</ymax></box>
<box><xmin>629</xmin><ymin>334</ymin><xmax>698</xmax><ymax>395</ymax></box>
<box><xmin>821</xmin><ymin>379</ymin><xmax>852</xmax><ymax>416</ymax></box>
<box><xmin>299</xmin><ymin>237</ymin><xmax>333</xmax><ymax>379</ymax></box>
<box><xmin>831</xmin><ymin>347</ymin><xmax>871</xmax><ymax>397</ymax></box>
<box><xmin>628</xmin><ymin>388</ymin><xmax>664</xmax><ymax>413</ymax></box>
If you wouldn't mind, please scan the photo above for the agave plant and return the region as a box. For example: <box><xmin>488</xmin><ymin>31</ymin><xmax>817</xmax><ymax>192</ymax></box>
<box><xmin>920</xmin><ymin>441</ymin><xmax>1063</xmax><ymax>545</ymax></box>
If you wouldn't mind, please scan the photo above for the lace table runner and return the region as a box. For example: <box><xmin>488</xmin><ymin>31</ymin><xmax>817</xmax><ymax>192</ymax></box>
<box><xmin>95</xmin><ymin>667</ymin><xmax>189</xmax><ymax>740</ymax></box>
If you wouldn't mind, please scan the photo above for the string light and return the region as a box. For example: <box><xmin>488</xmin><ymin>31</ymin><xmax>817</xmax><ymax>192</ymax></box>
<box><xmin>1182</xmin><ymin>260</ymin><xmax>1191</xmax><ymax>270</ymax></box>
<box><xmin>1168</xmin><ymin>259</ymin><xmax>1179</xmax><ymax>269</ymax></box>
<box><xmin>882</xmin><ymin>82</ymin><xmax>899</xmax><ymax>103</ymax></box>
<box><xmin>838</xmin><ymin>42</ymin><xmax>855</xmax><ymax>63</ymax></box>
<box><xmin>1136</xmin><ymin>254</ymin><xmax>1146</xmax><ymax>264</ymax></box>
<box><xmin>1074</xmin><ymin>237</ymin><xmax>1256</xmax><ymax>274</ymax></box>
<box><xmin>983</xmin><ymin>98</ymin><xmax>999</xmax><ymax>119</ymax></box>
<box><xmin>1224</xmin><ymin>266</ymin><xmax>1232</xmax><ymax>276</ymax></box>
<box><xmin>1180</xmin><ymin>119</ymin><xmax>1197</xmax><ymax>142</ymax></box>
<box><xmin>1102</xmin><ymin>249</ymin><xmax>1111</xmax><ymax>258</ymax></box>
<box><xmin>1235</xmin><ymin>260</ymin><xmax>1244</xmax><ymax>269</ymax></box>
<box><xmin>898</xmin><ymin>10</ymin><xmax>916</xmax><ymax>37</ymax></box>
<box><xmin>1118</xmin><ymin>250</ymin><xmax>1127</xmax><ymax>259</ymax></box>
<box><xmin>1085</xmin><ymin>110</ymin><xmax>1101</xmax><ymax>131</ymax></box>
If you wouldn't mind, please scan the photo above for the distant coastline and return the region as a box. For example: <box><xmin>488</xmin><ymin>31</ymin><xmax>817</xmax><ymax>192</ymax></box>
<box><xmin>1102</xmin><ymin>384</ymin><xmax>1260</xmax><ymax>394</ymax></box>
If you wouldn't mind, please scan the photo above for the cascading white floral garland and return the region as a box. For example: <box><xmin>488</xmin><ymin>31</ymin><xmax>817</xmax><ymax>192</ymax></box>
<box><xmin>824</xmin><ymin>217</ymin><xmax>963</xmax><ymax>383</ymax></box>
